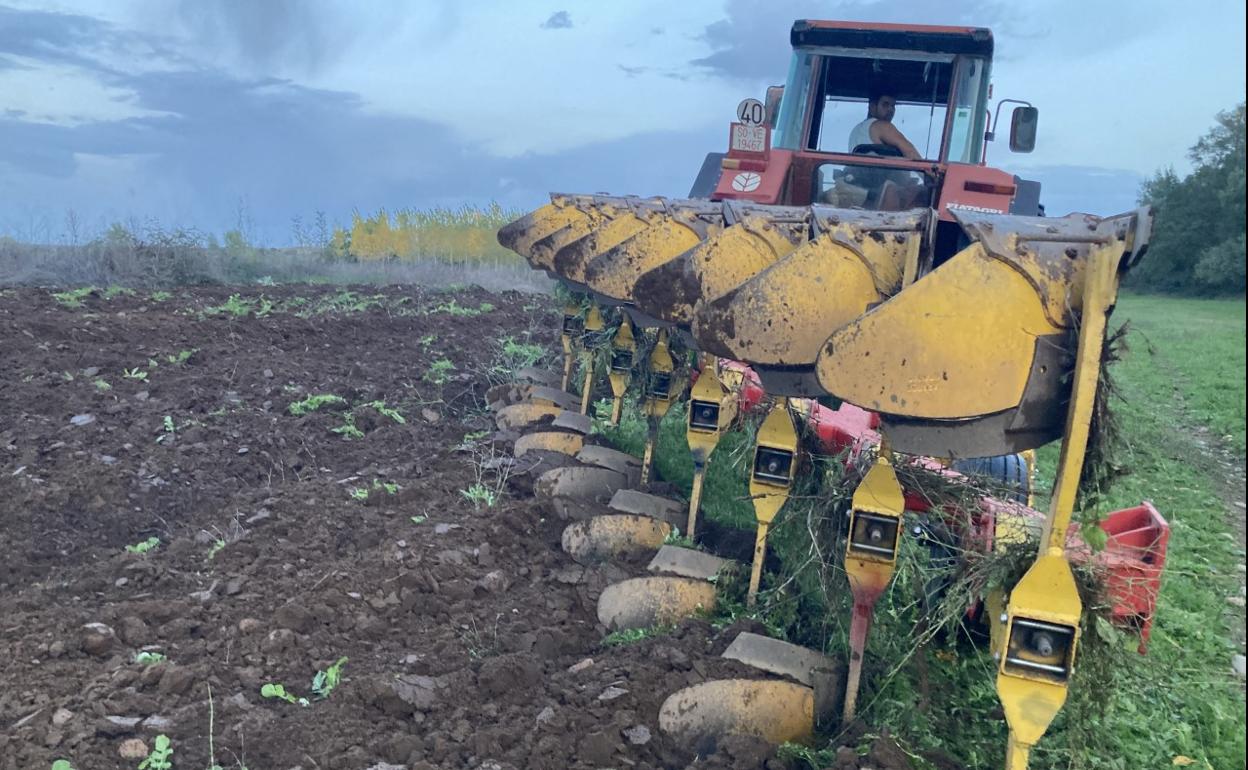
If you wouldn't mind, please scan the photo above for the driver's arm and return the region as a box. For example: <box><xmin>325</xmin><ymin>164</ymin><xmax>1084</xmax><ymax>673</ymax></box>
<box><xmin>873</xmin><ymin>122</ymin><xmax>922</xmax><ymax>160</ymax></box>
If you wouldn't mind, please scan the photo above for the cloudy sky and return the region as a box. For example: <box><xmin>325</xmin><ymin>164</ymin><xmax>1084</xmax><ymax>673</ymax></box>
<box><xmin>2</xmin><ymin>0</ymin><xmax>1244</xmax><ymax>244</ymax></box>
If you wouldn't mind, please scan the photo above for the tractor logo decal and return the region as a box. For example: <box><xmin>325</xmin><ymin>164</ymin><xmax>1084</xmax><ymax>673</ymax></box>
<box><xmin>731</xmin><ymin>172</ymin><xmax>761</xmax><ymax>192</ymax></box>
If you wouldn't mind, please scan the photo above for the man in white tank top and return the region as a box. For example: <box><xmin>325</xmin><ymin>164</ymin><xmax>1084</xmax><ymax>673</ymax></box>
<box><xmin>848</xmin><ymin>87</ymin><xmax>921</xmax><ymax>160</ymax></box>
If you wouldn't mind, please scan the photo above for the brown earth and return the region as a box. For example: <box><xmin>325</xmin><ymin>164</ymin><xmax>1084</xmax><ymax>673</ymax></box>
<box><xmin>0</xmin><ymin>285</ymin><xmax>912</xmax><ymax>770</ymax></box>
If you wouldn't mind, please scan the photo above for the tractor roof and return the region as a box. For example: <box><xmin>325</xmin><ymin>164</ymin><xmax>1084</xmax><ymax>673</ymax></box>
<box><xmin>791</xmin><ymin>20</ymin><xmax>993</xmax><ymax>58</ymax></box>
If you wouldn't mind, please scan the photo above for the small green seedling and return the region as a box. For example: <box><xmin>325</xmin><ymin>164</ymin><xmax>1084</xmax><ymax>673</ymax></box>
<box><xmin>410</xmin><ymin>515</ymin><xmax>427</xmax><ymax>524</ymax></box>
<box><xmin>52</xmin><ymin>286</ymin><xmax>95</xmax><ymax>308</ymax></box>
<box><xmin>373</xmin><ymin>479</ymin><xmax>400</xmax><ymax>495</ymax></box>
<box><xmin>311</xmin><ymin>656</ymin><xmax>348</xmax><ymax>699</ymax></box>
<box><xmin>460</xmin><ymin>483</ymin><xmax>498</xmax><ymax>509</ymax></box>
<box><xmin>125</xmin><ymin>537</ymin><xmax>161</xmax><ymax>554</ymax></box>
<box><xmin>150</xmin><ymin>291</ymin><xmax>172</xmax><ymax>302</ymax></box>
<box><xmin>260</xmin><ymin>683</ymin><xmax>309</xmax><ymax>707</ymax></box>
<box><xmin>288</xmin><ymin>393</ymin><xmax>346</xmax><ymax>416</ymax></box>
<box><xmin>348</xmin><ymin>487</ymin><xmax>369</xmax><ymax>501</ymax></box>
<box><xmin>602</xmin><ymin>624</ymin><xmax>673</xmax><ymax>646</ymax></box>
<box><xmin>104</xmin><ymin>285</ymin><xmax>136</xmax><ymax>300</ymax></box>
<box><xmin>165</xmin><ymin>349</ymin><xmax>197</xmax><ymax>365</ymax></box>
<box><xmin>123</xmin><ymin>368</ymin><xmax>148</xmax><ymax>381</ymax></box>
<box><xmin>331</xmin><ymin>413</ymin><xmax>365</xmax><ymax>439</ymax></box>
<box><xmin>93</xmin><ymin>378</ymin><xmax>112</xmax><ymax>391</ymax></box>
<box><xmin>137</xmin><ymin>734</ymin><xmax>172</xmax><ymax>770</ymax></box>
<box><xmin>662</xmin><ymin>528</ymin><xmax>697</xmax><ymax>549</ymax></box>
<box><xmin>134</xmin><ymin>651</ymin><xmax>166</xmax><ymax>665</ymax></box>
<box><xmin>204</xmin><ymin>294</ymin><xmax>254</xmax><ymax>318</ymax></box>
<box><xmin>51</xmin><ymin>761</ymin><xmax>75</xmax><ymax>770</ymax></box>
<box><xmin>207</xmin><ymin>538</ymin><xmax>227</xmax><ymax>559</ymax></box>
<box><xmin>426</xmin><ymin>358</ymin><xmax>456</xmax><ymax>385</ymax></box>
<box><xmin>366</xmin><ymin>400</ymin><xmax>406</xmax><ymax>424</ymax></box>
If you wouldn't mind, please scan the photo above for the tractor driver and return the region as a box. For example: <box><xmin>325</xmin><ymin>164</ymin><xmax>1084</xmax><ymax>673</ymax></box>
<box><xmin>848</xmin><ymin>86</ymin><xmax>921</xmax><ymax>160</ymax></box>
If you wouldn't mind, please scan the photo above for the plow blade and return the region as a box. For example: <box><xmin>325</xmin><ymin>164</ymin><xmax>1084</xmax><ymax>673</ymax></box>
<box><xmin>514</xmin><ymin>367</ymin><xmax>561</xmax><ymax>388</ymax></box>
<box><xmin>596</xmin><ymin>575</ymin><xmax>717</xmax><ymax>630</ymax></box>
<box><xmin>693</xmin><ymin>208</ymin><xmax>922</xmax><ymax>396</ymax></box>
<box><xmin>577</xmin><ymin>445</ymin><xmax>643</xmax><ymax>486</ymax></box>
<box><xmin>631</xmin><ymin>203</ymin><xmax>812</xmax><ymax>327</ymax></box>
<box><xmin>486</xmin><ymin>383</ymin><xmax>579</xmax><ymax>412</ymax></box>
<box><xmin>495</xmin><ymin>402</ymin><xmax>565</xmax><ymax>431</ymax></box>
<box><xmin>647</xmin><ymin>544</ymin><xmax>735</xmax><ymax>580</ymax></box>
<box><xmin>608</xmin><ymin>489</ymin><xmax>685</xmax><ymax>529</ymax></box>
<box><xmin>659</xmin><ymin>679</ymin><xmax>814</xmax><ymax>746</ymax></box>
<box><xmin>581</xmin><ymin>200</ymin><xmax>725</xmax><ymax>304</ymax></box>
<box><xmin>513</xmin><ymin>431</ymin><xmax>585</xmax><ymax>458</ymax></box>
<box><xmin>534</xmin><ymin>466</ymin><xmax>629</xmax><ymax>517</ymax></box>
<box><xmin>561</xmin><ymin>514</ymin><xmax>672</xmax><ymax>562</ymax></box>
<box><xmin>721</xmin><ymin>632</ymin><xmax>837</xmax><ymax>689</ymax></box>
<box><xmin>818</xmin><ymin>209</ymin><xmax>1150</xmax><ymax>457</ymax></box>
<box><xmin>549</xmin><ymin>198</ymin><xmax>724</xmax><ymax>303</ymax></box>
<box><xmin>551</xmin><ymin>410</ymin><xmax>593</xmax><ymax>434</ymax></box>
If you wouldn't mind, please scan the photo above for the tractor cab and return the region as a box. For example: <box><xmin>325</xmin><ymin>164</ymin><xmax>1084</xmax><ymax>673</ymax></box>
<box><xmin>708</xmin><ymin>21</ymin><xmax>1042</xmax><ymax>234</ymax></box>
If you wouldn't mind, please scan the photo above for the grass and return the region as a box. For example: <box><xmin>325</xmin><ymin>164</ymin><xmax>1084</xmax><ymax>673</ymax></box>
<box><xmin>614</xmin><ymin>294</ymin><xmax>1246</xmax><ymax>769</ymax></box>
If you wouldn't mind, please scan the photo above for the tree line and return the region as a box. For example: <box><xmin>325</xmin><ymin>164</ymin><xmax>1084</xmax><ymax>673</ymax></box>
<box><xmin>1128</xmin><ymin>103</ymin><xmax>1245</xmax><ymax>295</ymax></box>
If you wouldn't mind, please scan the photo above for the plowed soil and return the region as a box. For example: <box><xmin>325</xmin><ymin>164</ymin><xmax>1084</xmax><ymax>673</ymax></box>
<box><xmin>0</xmin><ymin>285</ymin><xmax>909</xmax><ymax>770</ymax></box>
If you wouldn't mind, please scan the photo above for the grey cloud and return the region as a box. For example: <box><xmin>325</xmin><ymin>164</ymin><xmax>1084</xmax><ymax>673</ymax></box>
<box><xmin>173</xmin><ymin>0</ymin><xmax>342</xmax><ymax>75</ymax></box>
<box><xmin>540</xmin><ymin>11</ymin><xmax>573</xmax><ymax>30</ymax></box>
<box><xmin>692</xmin><ymin>0</ymin><xmax>1011</xmax><ymax>83</ymax></box>
<box><xmin>0</xmin><ymin>4</ymin><xmax>727</xmax><ymax>243</ymax></box>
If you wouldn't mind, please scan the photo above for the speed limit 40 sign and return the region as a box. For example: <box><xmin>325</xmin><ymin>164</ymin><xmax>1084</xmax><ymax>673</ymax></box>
<box><xmin>736</xmin><ymin>98</ymin><xmax>766</xmax><ymax>126</ymax></box>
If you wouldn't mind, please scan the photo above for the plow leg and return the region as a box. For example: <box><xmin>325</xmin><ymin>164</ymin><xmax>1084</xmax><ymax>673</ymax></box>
<box><xmin>746</xmin><ymin>399</ymin><xmax>799</xmax><ymax>607</ymax></box>
<box><xmin>996</xmin><ymin>237</ymin><xmax>1125</xmax><ymax>770</ymax></box>
<box><xmin>841</xmin><ymin>452</ymin><xmax>905</xmax><ymax>721</ymax></box>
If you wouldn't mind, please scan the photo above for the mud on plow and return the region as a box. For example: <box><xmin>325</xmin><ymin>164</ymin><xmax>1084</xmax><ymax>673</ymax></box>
<box><xmin>485</xmin><ymin>19</ymin><xmax>1171</xmax><ymax>769</ymax></box>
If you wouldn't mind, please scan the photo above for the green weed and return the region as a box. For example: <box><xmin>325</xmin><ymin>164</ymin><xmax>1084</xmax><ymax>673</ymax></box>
<box><xmin>137</xmin><ymin>735</ymin><xmax>172</xmax><ymax>770</ymax></box>
<box><xmin>165</xmin><ymin>348</ymin><xmax>197</xmax><ymax>365</ymax></box>
<box><xmin>103</xmin><ymin>285</ymin><xmax>136</xmax><ymax>300</ymax></box>
<box><xmin>459</xmin><ymin>483</ymin><xmax>497</xmax><ymax>509</ymax></box>
<box><xmin>207</xmin><ymin>538</ymin><xmax>227</xmax><ymax>560</ymax></box>
<box><xmin>51</xmin><ymin>286</ymin><xmax>95</xmax><ymax>308</ymax></box>
<box><xmin>122</xmin><ymin>367</ymin><xmax>148</xmax><ymax>381</ymax></box>
<box><xmin>125</xmin><ymin>537</ymin><xmax>160</xmax><ymax>554</ymax></box>
<box><xmin>495</xmin><ymin>335</ymin><xmax>545</xmax><ymax>372</ymax></box>
<box><xmin>662</xmin><ymin>528</ymin><xmax>697</xmax><ymax>549</ymax></box>
<box><xmin>51</xmin><ymin>761</ymin><xmax>74</xmax><ymax>770</ymax></box>
<box><xmin>260</xmin><ymin>682</ymin><xmax>309</xmax><ymax>707</ymax></box>
<box><xmin>288</xmin><ymin>393</ymin><xmax>347</xmax><ymax>416</ymax></box>
<box><xmin>204</xmin><ymin>294</ymin><xmax>254</xmax><ymax>317</ymax></box>
<box><xmin>365</xmin><ymin>400</ymin><xmax>406</xmax><ymax>424</ymax></box>
<box><xmin>93</xmin><ymin>377</ymin><xmax>111</xmax><ymax>392</ymax></box>
<box><xmin>311</xmin><ymin>656</ymin><xmax>348</xmax><ymax>699</ymax></box>
<box><xmin>426</xmin><ymin>358</ymin><xmax>456</xmax><ymax>385</ymax></box>
<box><xmin>149</xmin><ymin>291</ymin><xmax>172</xmax><ymax>302</ymax></box>
<box><xmin>134</xmin><ymin>651</ymin><xmax>167</xmax><ymax>665</ymax></box>
<box><xmin>602</xmin><ymin>624</ymin><xmax>673</xmax><ymax>646</ymax></box>
<box><xmin>348</xmin><ymin>487</ymin><xmax>370</xmax><ymax>501</ymax></box>
<box><xmin>427</xmin><ymin>299</ymin><xmax>494</xmax><ymax>317</ymax></box>
<box><xmin>330</xmin><ymin>413</ymin><xmax>365</xmax><ymax>439</ymax></box>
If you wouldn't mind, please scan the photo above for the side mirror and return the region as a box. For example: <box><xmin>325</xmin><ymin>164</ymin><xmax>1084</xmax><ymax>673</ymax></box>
<box><xmin>1010</xmin><ymin>106</ymin><xmax>1039</xmax><ymax>153</ymax></box>
<box><xmin>765</xmin><ymin>85</ymin><xmax>784</xmax><ymax>128</ymax></box>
